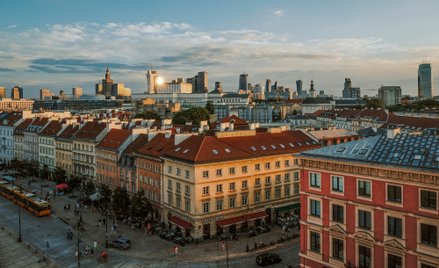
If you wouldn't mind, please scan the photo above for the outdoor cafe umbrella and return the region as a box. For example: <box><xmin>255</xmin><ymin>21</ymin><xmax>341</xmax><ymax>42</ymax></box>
<box><xmin>55</xmin><ymin>183</ymin><xmax>69</xmax><ymax>190</ymax></box>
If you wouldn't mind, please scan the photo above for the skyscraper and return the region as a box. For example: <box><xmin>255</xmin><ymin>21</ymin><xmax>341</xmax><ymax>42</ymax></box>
<box><xmin>95</xmin><ymin>67</ymin><xmax>114</xmax><ymax>97</ymax></box>
<box><xmin>378</xmin><ymin>85</ymin><xmax>402</xmax><ymax>107</ymax></box>
<box><xmin>265</xmin><ymin>79</ymin><xmax>271</xmax><ymax>93</ymax></box>
<box><xmin>196</xmin><ymin>71</ymin><xmax>208</xmax><ymax>93</ymax></box>
<box><xmin>342</xmin><ymin>78</ymin><xmax>361</xmax><ymax>98</ymax></box>
<box><xmin>146</xmin><ymin>70</ymin><xmax>158</xmax><ymax>94</ymax></box>
<box><xmin>418</xmin><ymin>63</ymin><xmax>433</xmax><ymax>98</ymax></box>
<box><xmin>239</xmin><ymin>73</ymin><xmax>248</xmax><ymax>91</ymax></box>
<box><xmin>40</xmin><ymin>88</ymin><xmax>53</xmax><ymax>100</ymax></box>
<box><xmin>296</xmin><ymin>80</ymin><xmax>303</xmax><ymax>96</ymax></box>
<box><xmin>0</xmin><ymin>87</ymin><xmax>6</xmax><ymax>98</ymax></box>
<box><xmin>11</xmin><ymin>85</ymin><xmax>23</xmax><ymax>99</ymax></box>
<box><xmin>72</xmin><ymin>87</ymin><xmax>83</xmax><ymax>99</ymax></box>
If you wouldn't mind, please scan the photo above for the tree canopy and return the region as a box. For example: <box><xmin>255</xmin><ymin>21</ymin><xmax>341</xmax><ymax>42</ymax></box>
<box><xmin>112</xmin><ymin>187</ymin><xmax>131</xmax><ymax>219</ymax></box>
<box><xmin>172</xmin><ymin>107</ymin><xmax>210</xmax><ymax>125</ymax></box>
<box><xmin>134</xmin><ymin>110</ymin><xmax>160</xmax><ymax>120</ymax></box>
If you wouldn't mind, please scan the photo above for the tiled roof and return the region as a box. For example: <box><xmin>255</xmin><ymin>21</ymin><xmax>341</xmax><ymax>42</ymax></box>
<box><xmin>15</xmin><ymin>118</ymin><xmax>32</xmax><ymax>132</ymax></box>
<box><xmin>136</xmin><ymin>133</ymin><xmax>175</xmax><ymax>158</ymax></box>
<box><xmin>0</xmin><ymin>112</ymin><xmax>22</xmax><ymax>126</ymax></box>
<box><xmin>387</xmin><ymin>114</ymin><xmax>439</xmax><ymax>129</ymax></box>
<box><xmin>97</xmin><ymin>129</ymin><xmax>131</xmax><ymax>150</ymax></box>
<box><xmin>308</xmin><ymin>128</ymin><xmax>359</xmax><ymax>140</ymax></box>
<box><xmin>302</xmin><ymin>132</ymin><xmax>439</xmax><ymax>171</ymax></box>
<box><xmin>73</xmin><ymin>122</ymin><xmax>106</xmax><ymax>140</ymax></box>
<box><xmin>40</xmin><ymin>120</ymin><xmax>63</xmax><ymax>136</ymax></box>
<box><xmin>313</xmin><ymin>109</ymin><xmax>389</xmax><ymax>122</ymax></box>
<box><xmin>164</xmin><ymin>130</ymin><xmax>321</xmax><ymax>164</ymax></box>
<box><xmin>57</xmin><ymin>125</ymin><xmax>80</xmax><ymax>139</ymax></box>
<box><xmin>219</xmin><ymin>115</ymin><xmax>248</xmax><ymax>125</ymax></box>
<box><xmin>122</xmin><ymin>134</ymin><xmax>149</xmax><ymax>155</ymax></box>
<box><xmin>30</xmin><ymin>117</ymin><xmax>49</xmax><ymax>127</ymax></box>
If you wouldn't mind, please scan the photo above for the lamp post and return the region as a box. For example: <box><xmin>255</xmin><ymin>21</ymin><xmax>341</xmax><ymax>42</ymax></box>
<box><xmin>225</xmin><ymin>228</ymin><xmax>229</xmax><ymax>268</ymax></box>
<box><xmin>18</xmin><ymin>206</ymin><xmax>22</xmax><ymax>242</ymax></box>
<box><xmin>105</xmin><ymin>209</ymin><xmax>109</xmax><ymax>248</ymax></box>
<box><xmin>77</xmin><ymin>220</ymin><xmax>80</xmax><ymax>267</ymax></box>
<box><xmin>246</xmin><ymin>204</ymin><xmax>249</xmax><ymax>252</ymax></box>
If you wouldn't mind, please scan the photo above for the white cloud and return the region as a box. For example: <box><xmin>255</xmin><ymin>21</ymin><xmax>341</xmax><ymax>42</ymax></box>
<box><xmin>273</xmin><ymin>10</ymin><xmax>284</xmax><ymax>17</ymax></box>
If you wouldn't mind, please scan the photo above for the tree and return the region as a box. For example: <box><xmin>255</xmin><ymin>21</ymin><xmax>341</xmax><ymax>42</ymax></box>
<box><xmin>134</xmin><ymin>110</ymin><xmax>160</xmax><ymax>120</ymax></box>
<box><xmin>68</xmin><ymin>176</ymin><xmax>81</xmax><ymax>191</ymax></box>
<box><xmin>172</xmin><ymin>107</ymin><xmax>210</xmax><ymax>125</ymax></box>
<box><xmin>365</xmin><ymin>98</ymin><xmax>384</xmax><ymax>108</ymax></box>
<box><xmin>53</xmin><ymin>167</ymin><xmax>67</xmax><ymax>185</ymax></box>
<box><xmin>84</xmin><ymin>180</ymin><xmax>96</xmax><ymax>196</ymax></box>
<box><xmin>112</xmin><ymin>187</ymin><xmax>131</xmax><ymax>219</ymax></box>
<box><xmin>292</xmin><ymin>109</ymin><xmax>298</xmax><ymax>115</ymax></box>
<box><xmin>205</xmin><ymin>101</ymin><xmax>214</xmax><ymax>114</ymax></box>
<box><xmin>97</xmin><ymin>183</ymin><xmax>113</xmax><ymax>215</ymax></box>
<box><xmin>129</xmin><ymin>190</ymin><xmax>153</xmax><ymax>226</ymax></box>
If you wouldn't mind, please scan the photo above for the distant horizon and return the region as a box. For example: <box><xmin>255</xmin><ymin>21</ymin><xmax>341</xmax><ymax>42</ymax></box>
<box><xmin>1</xmin><ymin>1</ymin><xmax>438</xmax><ymax>98</ymax></box>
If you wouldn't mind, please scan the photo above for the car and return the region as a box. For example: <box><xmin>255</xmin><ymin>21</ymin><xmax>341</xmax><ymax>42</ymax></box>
<box><xmin>255</xmin><ymin>253</ymin><xmax>282</xmax><ymax>266</ymax></box>
<box><xmin>109</xmin><ymin>236</ymin><xmax>130</xmax><ymax>250</ymax></box>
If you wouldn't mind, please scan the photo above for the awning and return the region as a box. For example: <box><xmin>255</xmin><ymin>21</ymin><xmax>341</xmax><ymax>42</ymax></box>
<box><xmin>2</xmin><ymin>175</ymin><xmax>16</xmax><ymax>182</ymax></box>
<box><xmin>169</xmin><ymin>216</ymin><xmax>192</xmax><ymax>229</ymax></box>
<box><xmin>275</xmin><ymin>203</ymin><xmax>300</xmax><ymax>212</ymax></box>
<box><xmin>217</xmin><ymin>211</ymin><xmax>267</xmax><ymax>228</ymax></box>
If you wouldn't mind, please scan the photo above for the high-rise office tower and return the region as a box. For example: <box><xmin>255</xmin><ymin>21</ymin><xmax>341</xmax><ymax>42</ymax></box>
<box><xmin>418</xmin><ymin>63</ymin><xmax>433</xmax><ymax>98</ymax></box>
<box><xmin>72</xmin><ymin>87</ymin><xmax>83</xmax><ymax>99</ymax></box>
<box><xmin>378</xmin><ymin>86</ymin><xmax>402</xmax><ymax>107</ymax></box>
<box><xmin>296</xmin><ymin>80</ymin><xmax>303</xmax><ymax>96</ymax></box>
<box><xmin>146</xmin><ymin>70</ymin><xmax>158</xmax><ymax>94</ymax></box>
<box><xmin>342</xmin><ymin>78</ymin><xmax>361</xmax><ymax>98</ymax></box>
<box><xmin>0</xmin><ymin>87</ymin><xmax>6</xmax><ymax>98</ymax></box>
<box><xmin>196</xmin><ymin>71</ymin><xmax>208</xmax><ymax>93</ymax></box>
<box><xmin>40</xmin><ymin>88</ymin><xmax>53</xmax><ymax>100</ymax></box>
<box><xmin>265</xmin><ymin>79</ymin><xmax>271</xmax><ymax>93</ymax></box>
<box><xmin>239</xmin><ymin>73</ymin><xmax>248</xmax><ymax>91</ymax></box>
<box><xmin>11</xmin><ymin>85</ymin><xmax>23</xmax><ymax>99</ymax></box>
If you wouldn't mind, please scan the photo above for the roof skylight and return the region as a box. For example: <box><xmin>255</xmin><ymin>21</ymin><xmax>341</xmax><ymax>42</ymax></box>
<box><xmin>212</xmin><ymin>149</ymin><xmax>219</xmax><ymax>154</ymax></box>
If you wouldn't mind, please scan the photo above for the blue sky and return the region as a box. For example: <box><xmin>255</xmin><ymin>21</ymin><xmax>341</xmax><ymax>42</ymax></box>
<box><xmin>1</xmin><ymin>0</ymin><xmax>438</xmax><ymax>98</ymax></box>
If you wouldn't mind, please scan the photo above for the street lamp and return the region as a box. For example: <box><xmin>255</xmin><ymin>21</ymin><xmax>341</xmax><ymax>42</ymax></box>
<box><xmin>246</xmin><ymin>204</ymin><xmax>249</xmax><ymax>252</ymax></box>
<box><xmin>105</xmin><ymin>209</ymin><xmax>109</xmax><ymax>248</ymax></box>
<box><xmin>18</xmin><ymin>206</ymin><xmax>22</xmax><ymax>242</ymax></box>
<box><xmin>77</xmin><ymin>220</ymin><xmax>80</xmax><ymax>267</ymax></box>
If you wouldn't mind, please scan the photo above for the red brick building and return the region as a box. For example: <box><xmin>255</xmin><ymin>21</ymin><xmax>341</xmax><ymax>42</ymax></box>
<box><xmin>299</xmin><ymin>129</ymin><xmax>439</xmax><ymax>268</ymax></box>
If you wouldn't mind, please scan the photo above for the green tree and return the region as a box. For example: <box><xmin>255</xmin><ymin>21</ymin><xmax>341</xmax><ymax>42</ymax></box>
<box><xmin>84</xmin><ymin>180</ymin><xmax>96</xmax><ymax>196</ymax></box>
<box><xmin>129</xmin><ymin>190</ymin><xmax>153</xmax><ymax>226</ymax></box>
<box><xmin>292</xmin><ymin>109</ymin><xmax>298</xmax><ymax>115</ymax></box>
<box><xmin>68</xmin><ymin>176</ymin><xmax>81</xmax><ymax>190</ymax></box>
<box><xmin>172</xmin><ymin>107</ymin><xmax>210</xmax><ymax>125</ymax></box>
<box><xmin>205</xmin><ymin>101</ymin><xmax>214</xmax><ymax>114</ymax></box>
<box><xmin>112</xmin><ymin>187</ymin><xmax>131</xmax><ymax>219</ymax></box>
<box><xmin>97</xmin><ymin>183</ymin><xmax>113</xmax><ymax>215</ymax></box>
<box><xmin>365</xmin><ymin>98</ymin><xmax>384</xmax><ymax>108</ymax></box>
<box><xmin>135</xmin><ymin>110</ymin><xmax>160</xmax><ymax>120</ymax></box>
<box><xmin>53</xmin><ymin>167</ymin><xmax>67</xmax><ymax>185</ymax></box>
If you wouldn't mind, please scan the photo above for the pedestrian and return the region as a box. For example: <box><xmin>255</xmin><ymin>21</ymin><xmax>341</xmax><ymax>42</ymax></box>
<box><xmin>46</xmin><ymin>241</ymin><xmax>50</xmax><ymax>249</ymax></box>
<box><xmin>90</xmin><ymin>248</ymin><xmax>94</xmax><ymax>257</ymax></box>
<box><xmin>28</xmin><ymin>181</ymin><xmax>30</xmax><ymax>188</ymax></box>
<box><xmin>93</xmin><ymin>240</ymin><xmax>97</xmax><ymax>248</ymax></box>
<box><xmin>103</xmin><ymin>218</ymin><xmax>106</xmax><ymax>226</ymax></box>
<box><xmin>98</xmin><ymin>219</ymin><xmax>102</xmax><ymax>227</ymax></box>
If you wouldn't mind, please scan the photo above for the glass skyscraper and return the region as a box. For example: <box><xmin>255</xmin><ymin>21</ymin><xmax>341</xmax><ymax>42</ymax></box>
<box><xmin>418</xmin><ymin>63</ymin><xmax>433</xmax><ymax>98</ymax></box>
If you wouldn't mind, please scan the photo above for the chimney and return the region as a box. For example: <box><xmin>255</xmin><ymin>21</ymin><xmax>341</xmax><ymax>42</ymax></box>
<box><xmin>386</xmin><ymin>128</ymin><xmax>400</xmax><ymax>139</ymax></box>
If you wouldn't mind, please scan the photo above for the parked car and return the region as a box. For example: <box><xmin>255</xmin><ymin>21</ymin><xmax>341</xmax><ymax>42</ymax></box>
<box><xmin>255</xmin><ymin>253</ymin><xmax>282</xmax><ymax>266</ymax></box>
<box><xmin>109</xmin><ymin>236</ymin><xmax>130</xmax><ymax>250</ymax></box>
<box><xmin>256</xmin><ymin>225</ymin><xmax>271</xmax><ymax>233</ymax></box>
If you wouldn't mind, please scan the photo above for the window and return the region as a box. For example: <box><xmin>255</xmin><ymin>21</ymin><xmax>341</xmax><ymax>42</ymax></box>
<box><xmin>168</xmin><ymin>179</ymin><xmax>172</xmax><ymax>190</ymax></box>
<box><xmin>254</xmin><ymin>191</ymin><xmax>261</xmax><ymax>203</ymax></box>
<box><xmin>229</xmin><ymin>182</ymin><xmax>235</xmax><ymax>191</ymax></box>
<box><xmin>358</xmin><ymin>210</ymin><xmax>371</xmax><ymax>230</ymax></box>
<box><xmin>216</xmin><ymin>169</ymin><xmax>222</xmax><ymax>176</ymax></box>
<box><xmin>294</xmin><ymin>172</ymin><xmax>299</xmax><ymax>180</ymax></box>
<box><xmin>216</xmin><ymin>184</ymin><xmax>223</xmax><ymax>193</ymax></box>
<box><xmin>421</xmin><ymin>190</ymin><xmax>437</xmax><ymax>210</ymax></box>
<box><xmin>387</xmin><ymin>216</ymin><xmax>402</xmax><ymax>238</ymax></box>
<box><xmin>265</xmin><ymin>162</ymin><xmax>271</xmax><ymax>169</ymax></box>
<box><xmin>421</xmin><ymin>223</ymin><xmax>437</xmax><ymax>247</ymax></box>
<box><xmin>216</xmin><ymin>199</ymin><xmax>223</xmax><ymax>211</ymax></box>
<box><xmin>176</xmin><ymin>168</ymin><xmax>181</xmax><ymax>176</ymax></box>
<box><xmin>294</xmin><ymin>184</ymin><xmax>299</xmax><ymax>195</ymax></box>
<box><xmin>242</xmin><ymin>166</ymin><xmax>248</xmax><ymax>173</ymax></box>
<box><xmin>285</xmin><ymin>160</ymin><xmax>290</xmax><ymax>167</ymax></box>
<box><xmin>310</xmin><ymin>199</ymin><xmax>321</xmax><ymax>217</ymax></box>
<box><xmin>275</xmin><ymin>175</ymin><xmax>281</xmax><ymax>183</ymax></box>
<box><xmin>421</xmin><ymin>263</ymin><xmax>436</xmax><ymax>268</ymax></box>
<box><xmin>332</xmin><ymin>204</ymin><xmax>344</xmax><ymax>223</ymax></box>
<box><xmin>387</xmin><ymin>185</ymin><xmax>402</xmax><ymax>203</ymax></box>
<box><xmin>202</xmin><ymin>170</ymin><xmax>209</xmax><ymax>178</ymax></box>
<box><xmin>185</xmin><ymin>170</ymin><xmax>190</xmax><ymax>179</ymax></box>
<box><xmin>358</xmin><ymin>180</ymin><xmax>371</xmax><ymax>198</ymax></box>
<box><xmin>310</xmin><ymin>173</ymin><xmax>321</xmax><ymax>188</ymax></box>
<box><xmin>310</xmin><ymin>231</ymin><xmax>320</xmax><ymax>252</ymax></box>
<box><xmin>255</xmin><ymin>164</ymin><xmax>260</xmax><ymax>171</ymax></box>
<box><xmin>387</xmin><ymin>254</ymin><xmax>402</xmax><ymax>268</ymax></box>
<box><xmin>185</xmin><ymin>185</ymin><xmax>190</xmax><ymax>195</ymax></box>
<box><xmin>285</xmin><ymin>185</ymin><xmax>291</xmax><ymax>197</ymax></box>
<box><xmin>265</xmin><ymin>189</ymin><xmax>271</xmax><ymax>200</ymax></box>
<box><xmin>229</xmin><ymin>197</ymin><xmax>235</xmax><ymax>208</ymax></box>
<box><xmin>176</xmin><ymin>182</ymin><xmax>181</xmax><ymax>192</ymax></box>
<box><xmin>229</xmin><ymin>167</ymin><xmax>235</xmax><ymax>175</ymax></box>
<box><xmin>358</xmin><ymin>245</ymin><xmax>371</xmax><ymax>268</ymax></box>
<box><xmin>202</xmin><ymin>186</ymin><xmax>210</xmax><ymax>195</ymax></box>
<box><xmin>241</xmin><ymin>194</ymin><xmax>248</xmax><ymax>205</ymax></box>
<box><xmin>275</xmin><ymin>161</ymin><xmax>280</xmax><ymax>168</ymax></box>
<box><xmin>242</xmin><ymin>180</ymin><xmax>248</xmax><ymax>189</ymax></box>
<box><xmin>275</xmin><ymin>187</ymin><xmax>281</xmax><ymax>199</ymax></box>
<box><xmin>185</xmin><ymin>198</ymin><xmax>190</xmax><ymax>212</ymax></box>
<box><xmin>255</xmin><ymin>178</ymin><xmax>261</xmax><ymax>186</ymax></box>
<box><xmin>168</xmin><ymin>192</ymin><xmax>173</xmax><ymax>205</ymax></box>
<box><xmin>176</xmin><ymin>196</ymin><xmax>181</xmax><ymax>208</ymax></box>
<box><xmin>332</xmin><ymin>238</ymin><xmax>344</xmax><ymax>261</ymax></box>
<box><xmin>331</xmin><ymin>176</ymin><xmax>344</xmax><ymax>192</ymax></box>
<box><xmin>285</xmin><ymin>173</ymin><xmax>291</xmax><ymax>181</ymax></box>
<box><xmin>203</xmin><ymin>201</ymin><xmax>210</xmax><ymax>213</ymax></box>
<box><xmin>265</xmin><ymin>176</ymin><xmax>271</xmax><ymax>185</ymax></box>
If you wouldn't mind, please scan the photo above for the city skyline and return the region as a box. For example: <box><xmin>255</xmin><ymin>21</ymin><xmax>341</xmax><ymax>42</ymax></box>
<box><xmin>1</xmin><ymin>1</ymin><xmax>439</xmax><ymax>98</ymax></box>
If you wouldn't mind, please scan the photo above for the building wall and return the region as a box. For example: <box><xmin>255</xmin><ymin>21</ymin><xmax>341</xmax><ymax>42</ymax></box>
<box><xmin>13</xmin><ymin>134</ymin><xmax>25</xmax><ymax>160</ymax></box>
<box><xmin>73</xmin><ymin>140</ymin><xmax>98</xmax><ymax>179</ymax></box>
<box><xmin>56</xmin><ymin>139</ymin><xmax>73</xmax><ymax>176</ymax></box>
<box><xmin>299</xmin><ymin>157</ymin><xmax>439</xmax><ymax>268</ymax></box>
<box><xmin>24</xmin><ymin>132</ymin><xmax>39</xmax><ymax>162</ymax></box>
<box><xmin>38</xmin><ymin>135</ymin><xmax>56</xmax><ymax>170</ymax></box>
<box><xmin>136</xmin><ymin>156</ymin><xmax>163</xmax><ymax>219</ymax></box>
<box><xmin>0</xmin><ymin>99</ymin><xmax>34</xmax><ymax>111</ymax></box>
<box><xmin>96</xmin><ymin>148</ymin><xmax>119</xmax><ymax>189</ymax></box>
<box><xmin>0</xmin><ymin>126</ymin><xmax>15</xmax><ymax>163</ymax></box>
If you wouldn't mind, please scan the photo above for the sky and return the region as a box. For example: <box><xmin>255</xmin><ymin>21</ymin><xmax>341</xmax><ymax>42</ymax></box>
<box><xmin>1</xmin><ymin>0</ymin><xmax>439</xmax><ymax>98</ymax></box>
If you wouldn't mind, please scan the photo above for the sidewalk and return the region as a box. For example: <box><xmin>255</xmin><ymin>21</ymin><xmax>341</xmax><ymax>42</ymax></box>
<box><xmin>13</xmin><ymin>175</ymin><xmax>296</xmax><ymax>264</ymax></box>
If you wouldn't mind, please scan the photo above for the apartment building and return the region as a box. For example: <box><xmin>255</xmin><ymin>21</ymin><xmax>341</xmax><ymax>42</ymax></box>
<box><xmin>24</xmin><ymin>117</ymin><xmax>49</xmax><ymax>162</ymax></box>
<box><xmin>39</xmin><ymin>120</ymin><xmax>64</xmax><ymax>170</ymax></box>
<box><xmin>56</xmin><ymin>124</ymin><xmax>80</xmax><ymax>177</ymax></box>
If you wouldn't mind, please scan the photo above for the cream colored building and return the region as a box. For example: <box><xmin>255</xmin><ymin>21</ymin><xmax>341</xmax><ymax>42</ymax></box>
<box><xmin>161</xmin><ymin>129</ymin><xmax>320</xmax><ymax>239</ymax></box>
<box><xmin>0</xmin><ymin>98</ymin><xmax>34</xmax><ymax>111</ymax></box>
<box><xmin>56</xmin><ymin>124</ymin><xmax>80</xmax><ymax>177</ymax></box>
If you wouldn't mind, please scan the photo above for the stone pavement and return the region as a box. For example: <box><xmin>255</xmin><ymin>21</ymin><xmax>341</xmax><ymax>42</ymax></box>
<box><xmin>3</xmin><ymin>171</ymin><xmax>299</xmax><ymax>267</ymax></box>
<box><xmin>0</xmin><ymin>226</ymin><xmax>55</xmax><ymax>268</ymax></box>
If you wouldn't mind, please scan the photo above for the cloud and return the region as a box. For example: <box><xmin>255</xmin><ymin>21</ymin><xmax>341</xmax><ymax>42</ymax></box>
<box><xmin>28</xmin><ymin>58</ymin><xmax>146</xmax><ymax>73</ymax></box>
<box><xmin>273</xmin><ymin>10</ymin><xmax>284</xmax><ymax>17</ymax></box>
<box><xmin>7</xmin><ymin>25</ymin><xmax>16</xmax><ymax>29</ymax></box>
<box><xmin>0</xmin><ymin>67</ymin><xmax>14</xmax><ymax>72</ymax></box>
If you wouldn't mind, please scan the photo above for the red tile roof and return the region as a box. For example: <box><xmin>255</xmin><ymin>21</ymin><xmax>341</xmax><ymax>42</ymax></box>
<box><xmin>164</xmin><ymin>130</ymin><xmax>320</xmax><ymax>164</ymax></box>
<box><xmin>97</xmin><ymin>129</ymin><xmax>131</xmax><ymax>150</ymax></box>
<box><xmin>57</xmin><ymin>125</ymin><xmax>80</xmax><ymax>139</ymax></box>
<box><xmin>40</xmin><ymin>120</ymin><xmax>63</xmax><ymax>136</ymax></box>
<box><xmin>136</xmin><ymin>133</ymin><xmax>175</xmax><ymax>158</ymax></box>
<box><xmin>122</xmin><ymin>134</ymin><xmax>149</xmax><ymax>155</ymax></box>
<box><xmin>387</xmin><ymin>114</ymin><xmax>439</xmax><ymax>129</ymax></box>
<box><xmin>15</xmin><ymin>118</ymin><xmax>32</xmax><ymax>132</ymax></box>
<box><xmin>0</xmin><ymin>112</ymin><xmax>22</xmax><ymax>126</ymax></box>
<box><xmin>73</xmin><ymin>122</ymin><xmax>106</xmax><ymax>140</ymax></box>
<box><xmin>30</xmin><ymin>117</ymin><xmax>49</xmax><ymax>127</ymax></box>
<box><xmin>210</xmin><ymin>115</ymin><xmax>250</xmax><ymax>130</ymax></box>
